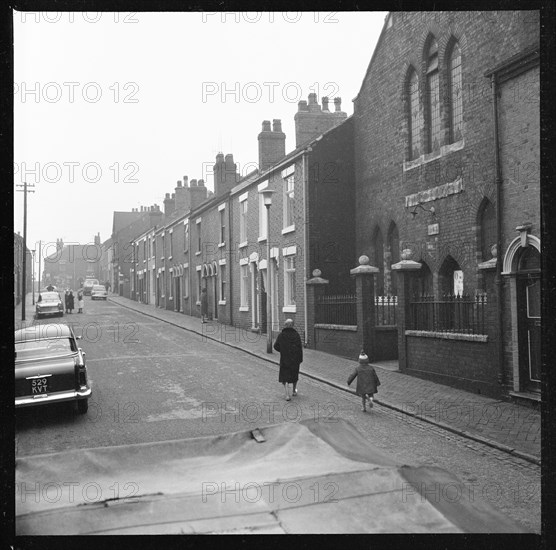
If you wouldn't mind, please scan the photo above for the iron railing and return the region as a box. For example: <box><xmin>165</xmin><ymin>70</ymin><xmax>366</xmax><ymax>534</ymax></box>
<box><xmin>409</xmin><ymin>293</ymin><xmax>487</xmax><ymax>335</ymax></box>
<box><xmin>316</xmin><ymin>294</ymin><xmax>357</xmax><ymax>325</ymax></box>
<box><xmin>375</xmin><ymin>295</ymin><xmax>398</xmax><ymax>326</ymax></box>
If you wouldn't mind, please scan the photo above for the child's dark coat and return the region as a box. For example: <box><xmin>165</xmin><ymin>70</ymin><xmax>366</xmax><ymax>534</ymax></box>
<box><xmin>347</xmin><ymin>363</ymin><xmax>381</xmax><ymax>397</ymax></box>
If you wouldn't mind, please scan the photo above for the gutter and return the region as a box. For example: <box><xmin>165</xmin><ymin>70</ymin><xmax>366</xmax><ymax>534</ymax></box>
<box><xmin>302</xmin><ymin>150</ymin><xmax>311</xmax><ymax>346</ymax></box>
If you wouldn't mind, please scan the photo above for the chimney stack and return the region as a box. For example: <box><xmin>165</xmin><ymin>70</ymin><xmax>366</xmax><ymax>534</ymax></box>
<box><xmin>164</xmin><ymin>192</ymin><xmax>175</xmax><ymax>217</ymax></box>
<box><xmin>258</xmin><ymin>119</ymin><xmax>286</xmax><ymax>173</ymax></box>
<box><xmin>175</xmin><ymin>179</ymin><xmax>188</xmax><ymax>212</ymax></box>
<box><xmin>294</xmin><ymin>93</ymin><xmax>347</xmax><ymax>147</ymax></box>
<box><xmin>190</xmin><ymin>177</ymin><xmax>208</xmax><ymax>210</ymax></box>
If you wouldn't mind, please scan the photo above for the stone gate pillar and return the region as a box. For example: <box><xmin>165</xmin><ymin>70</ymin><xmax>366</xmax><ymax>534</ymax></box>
<box><xmin>305</xmin><ymin>269</ymin><xmax>329</xmax><ymax>349</ymax></box>
<box><xmin>391</xmin><ymin>249</ymin><xmax>422</xmax><ymax>372</ymax></box>
<box><xmin>350</xmin><ymin>255</ymin><xmax>379</xmax><ymax>360</ymax></box>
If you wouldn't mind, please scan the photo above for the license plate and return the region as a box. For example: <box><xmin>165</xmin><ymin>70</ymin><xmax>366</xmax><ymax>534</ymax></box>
<box><xmin>31</xmin><ymin>378</ymin><xmax>49</xmax><ymax>395</ymax></box>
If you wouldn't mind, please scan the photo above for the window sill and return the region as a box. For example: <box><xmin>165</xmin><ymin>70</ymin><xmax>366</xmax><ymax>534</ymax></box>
<box><xmin>258</xmin><ymin>236</ymin><xmax>267</xmax><ymax>243</ymax></box>
<box><xmin>283</xmin><ymin>305</ymin><xmax>297</xmax><ymax>313</ymax></box>
<box><xmin>218</xmin><ymin>243</ymin><xmax>225</xmax><ymax>248</ymax></box>
<box><xmin>282</xmin><ymin>225</ymin><xmax>295</xmax><ymax>235</ymax></box>
<box><xmin>403</xmin><ymin>139</ymin><xmax>465</xmax><ymax>172</ymax></box>
<box><xmin>196</xmin><ymin>301</ymin><xmax>201</xmax><ymax>306</ymax></box>
<box><xmin>168</xmin><ymin>256</ymin><xmax>173</xmax><ymax>261</ymax></box>
<box><xmin>218</xmin><ymin>300</ymin><xmax>226</xmax><ymax>306</ymax></box>
<box><xmin>239</xmin><ymin>306</ymin><xmax>249</xmax><ymax>312</ymax></box>
<box><xmin>239</xmin><ymin>241</ymin><xmax>248</xmax><ymax>249</ymax></box>
<box><xmin>405</xmin><ymin>330</ymin><xmax>488</xmax><ymax>342</ymax></box>
<box><xmin>195</xmin><ymin>251</ymin><xmax>201</xmax><ymax>256</ymax></box>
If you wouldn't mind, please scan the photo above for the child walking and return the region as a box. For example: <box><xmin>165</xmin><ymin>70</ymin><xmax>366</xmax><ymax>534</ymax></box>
<box><xmin>347</xmin><ymin>351</ymin><xmax>381</xmax><ymax>412</ymax></box>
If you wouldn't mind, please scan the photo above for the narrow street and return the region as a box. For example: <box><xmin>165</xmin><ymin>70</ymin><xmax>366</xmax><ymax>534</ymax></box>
<box><xmin>15</xmin><ymin>296</ymin><xmax>541</xmax><ymax>533</ymax></box>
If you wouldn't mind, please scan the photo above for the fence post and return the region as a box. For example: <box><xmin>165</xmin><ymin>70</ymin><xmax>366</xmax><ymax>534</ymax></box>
<box><xmin>350</xmin><ymin>255</ymin><xmax>379</xmax><ymax>360</ymax></box>
<box><xmin>305</xmin><ymin>269</ymin><xmax>329</xmax><ymax>350</ymax></box>
<box><xmin>392</xmin><ymin>249</ymin><xmax>422</xmax><ymax>372</ymax></box>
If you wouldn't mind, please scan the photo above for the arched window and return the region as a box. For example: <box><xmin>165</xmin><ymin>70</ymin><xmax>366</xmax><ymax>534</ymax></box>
<box><xmin>407</xmin><ymin>68</ymin><xmax>422</xmax><ymax>160</ymax></box>
<box><xmin>448</xmin><ymin>41</ymin><xmax>463</xmax><ymax>142</ymax></box>
<box><xmin>479</xmin><ymin>199</ymin><xmax>496</xmax><ymax>261</ymax></box>
<box><xmin>425</xmin><ymin>37</ymin><xmax>441</xmax><ymax>152</ymax></box>
<box><xmin>439</xmin><ymin>256</ymin><xmax>463</xmax><ymax>296</ymax></box>
<box><xmin>372</xmin><ymin>228</ymin><xmax>384</xmax><ymax>296</ymax></box>
<box><xmin>387</xmin><ymin>223</ymin><xmax>400</xmax><ymax>295</ymax></box>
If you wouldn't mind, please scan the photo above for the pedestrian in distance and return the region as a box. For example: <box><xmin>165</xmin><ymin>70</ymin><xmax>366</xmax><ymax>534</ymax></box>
<box><xmin>46</xmin><ymin>284</ymin><xmax>54</xmax><ymax>291</ymax></box>
<box><xmin>200</xmin><ymin>287</ymin><xmax>209</xmax><ymax>323</ymax></box>
<box><xmin>64</xmin><ymin>289</ymin><xmax>70</xmax><ymax>313</ymax></box>
<box><xmin>77</xmin><ymin>289</ymin><xmax>84</xmax><ymax>313</ymax></box>
<box><xmin>105</xmin><ymin>281</ymin><xmax>111</xmax><ymax>292</ymax></box>
<box><xmin>347</xmin><ymin>351</ymin><xmax>381</xmax><ymax>412</ymax></box>
<box><xmin>68</xmin><ymin>290</ymin><xmax>75</xmax><ymax>314</ymax></box>
<box><xmin>273</xmin><ymin>319</ymin><xmax>303</xmax><ymax>401</ymax></box>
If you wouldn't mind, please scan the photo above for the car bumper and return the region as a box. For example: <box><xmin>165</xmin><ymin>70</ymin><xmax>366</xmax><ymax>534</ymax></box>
<box><xmin>15</xmin><ymin>387</ymin><xmax>92</xmax><ymax>408</ymax></box>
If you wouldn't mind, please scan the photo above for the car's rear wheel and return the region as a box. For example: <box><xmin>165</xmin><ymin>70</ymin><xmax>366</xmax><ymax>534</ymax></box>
<box><xmin>77</xmin><ymin>399</ymin><xmax>88</xmax><ymax>414</ymax></box>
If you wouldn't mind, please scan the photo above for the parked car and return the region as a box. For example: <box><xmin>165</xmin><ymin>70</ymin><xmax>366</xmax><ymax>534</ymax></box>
<box><xmin>83</xmin><ymin>279</ymin><xmax>99</xmax><ymax>296</ymax></box>
<box><xmin>35</xmin><ymin>292</ymin><xmax>64</xmax><ymax>318</ymax></box>
<box><xmin>15</xmin><ymin>323</ymin><xmax>91</xmax><ymax>414</ymax></box>
<box><xmin>91</xmin><ymin>285</ymin><xmax>108</xmax><ymax>300</ymax></box>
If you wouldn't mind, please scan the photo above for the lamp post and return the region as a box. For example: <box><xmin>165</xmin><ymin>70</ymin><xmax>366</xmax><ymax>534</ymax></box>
<box><xmin>31</xmin><ymin>249</ymin><xmax>36</xmax><ymax>305</ymax></box>
<box><xmin>259</xmin><ymin>188</ymin><xmax>275</xmax><ymax>353</ymax></box>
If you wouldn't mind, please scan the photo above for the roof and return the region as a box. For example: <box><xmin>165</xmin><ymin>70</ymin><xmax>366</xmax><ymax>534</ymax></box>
<box><xmin>16</xmin><ymin>419</ymin><xmax>526</xmax><ymax>534</ymax></box>
<box><xmin>112</xmin><ymin>211</ymin><xmax>143</xmax><ymax>235</ymax></box>
<box><xmin>15</xmin><ymin>323</ymin><xmax>73</xmax><ymax>343</ymax></box>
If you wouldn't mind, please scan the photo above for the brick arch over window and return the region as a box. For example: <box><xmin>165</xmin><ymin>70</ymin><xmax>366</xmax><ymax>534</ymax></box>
<box><xmin>405</xmin><ymin>65</ymin><xmax>422</xmax><ymax>161</ymax></box>
<box><xmin>477</xmin><ymin>197</ymin><xmax>497</xmax><ymax>262</ymax></box>
<box><xmin>371</xmin><ymin>226</ymin><xmax>385</xmax><ymax>295</ymax></box>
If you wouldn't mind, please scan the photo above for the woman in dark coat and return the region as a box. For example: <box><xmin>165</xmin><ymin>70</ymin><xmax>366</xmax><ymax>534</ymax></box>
<box><xmin>273</xmin><ymin>319</ymin><xmax>303</xmax><ymax>401</ymax></box>
<box><xmin>68</xmin><ymin>290</ymin><xmax>75</xmax><ymax>314</ymax></box>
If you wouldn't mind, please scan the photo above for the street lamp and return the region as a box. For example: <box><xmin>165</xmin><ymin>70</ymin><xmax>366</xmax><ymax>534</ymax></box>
<box><xmin>259</xmin><ymin>188</ymin><xmax>276</xmax><ymax>353</ymax></box>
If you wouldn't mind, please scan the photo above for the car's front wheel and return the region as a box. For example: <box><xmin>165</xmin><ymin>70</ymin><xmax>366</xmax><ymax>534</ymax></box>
<box><xmin>77</xmin><ymin>399</ymin><xmax>88</xmax><ymax>414</ymax></box>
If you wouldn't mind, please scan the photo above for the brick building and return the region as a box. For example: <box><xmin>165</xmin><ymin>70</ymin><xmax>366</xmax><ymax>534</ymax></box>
<box><xmin>14</xmin><ymin>232</ymin><xmax>32</xmax><ymax>307</ymax></box>
<box><xmin>352</xmin><ymin>11</ymin><xmax>539</xmax><ymax>401</ymax></box>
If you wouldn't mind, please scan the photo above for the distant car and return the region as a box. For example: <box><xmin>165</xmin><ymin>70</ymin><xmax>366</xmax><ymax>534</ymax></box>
<box><xmin>36</xmin><ymin>292</ymin><xmax>64</xmax><ymax>319</ymax></box>
<box><xmin>91</xmin><ymin>285</ymin><xmax>108</xmax><ymax>301</ymax></box>
<box><xmin>15</xmin><ymin>323</ymin><xmax>91</xmax><ymax>414</ymax></box>
<box><xmin>83</xmin><ymin>279</ymin><xmax>99</xmax><ymax>296</ymax></box>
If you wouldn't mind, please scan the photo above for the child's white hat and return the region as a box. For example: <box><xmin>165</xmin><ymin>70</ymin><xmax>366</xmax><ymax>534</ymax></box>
<box><xmin>358</xmin><ymin>351</ymin><xmax>369</xmax><ymax>363</ymax></box>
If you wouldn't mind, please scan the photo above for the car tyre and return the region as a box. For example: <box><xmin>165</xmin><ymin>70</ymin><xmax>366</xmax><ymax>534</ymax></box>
<box><xmin>77</xmin><ymin>399</ymin><xmax>88</xmax><ymax>414</ymax></box>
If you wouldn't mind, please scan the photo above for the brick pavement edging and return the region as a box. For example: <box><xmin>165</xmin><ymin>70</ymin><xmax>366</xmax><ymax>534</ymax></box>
<box><xmin>109</xmin><ymin>297</ymin><xmax>540</xmax><ymax>467</ymax></box>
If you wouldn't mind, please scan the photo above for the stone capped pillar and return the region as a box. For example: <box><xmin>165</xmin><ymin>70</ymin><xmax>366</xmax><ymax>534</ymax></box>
<box><xmin>391</xmin><ymin>249</ymin><xmax>422</xmax><ymax>372</ymax></box>
<box><xmin>305</xmin><ymin>269</ymin><xmax>329</xmax><ymax>349</ymax></box>
<box><xmin>350</xmin><ymin>255</ymin><xmax>379</xmax><ymax>360</ymax></box>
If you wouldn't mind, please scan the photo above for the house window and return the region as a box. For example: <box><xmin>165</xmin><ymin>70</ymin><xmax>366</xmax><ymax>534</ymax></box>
<box><xmin>184</xmin><ymin>223</ymin><xmax>189</xmax><ymax>252</ymax></box>
<box><xmin>425</xmin><ymin>38</ymin><xmax>441</xmax><ymax>152</ymax></box>
<box><xmin>197</xmin><ymin>270</ymin><xmax>202</xmax><ymax>302</ymax></box>
<box><xmin>240</xmin><ymin>264</ymin><xmax>249</xmax><ymax>307</ymax></box>
<box><xmin>184</xmin><ymin>267</ymin><xmax>189</xmax><ymax>298</ymax></box>
<box><xmin>220</xmin><ymin>209</ymin><xmax>226</xmax><ymax>244</ymax></box>
<box><xmin>284</xmin><ymin>174</ymin><xmax>295</xmax><ymax>228</ymax></box>
<box><xmin>143</xmin><ymin>239</ymin><xmax>146</xmax><ymax>260</ymax></box>
<box><xmin>220</xmin><ymin>265</ymin><xmax>226</xmax><ymax>301</ymax></box>
<box><xmin>240</xmin><ymin>198</ymin><xmax>248</xmax><ymax>243</ymax></box>
<box><xmin>169</xmin><ymin>232</ymin><xmax>173</xmax><ymax>258</ymax></box>
<box><xmin>284</xmin><ymin>256</ymin><xmax>296</xmax><ymax>306</ymax></box>
<box><xmin>161</xmin><ymin>234</ymin><xmax>165</xmax><ymax>258</ymax></box>
<box><xmin>259</xmin><ymin>193</ymin><xmax>268</xmax><ymax>240</ymax></box>
<box><xmin>449</xmin><ymin>41</ymin><xmax>463</xmax><ymax>143</ymax></box>
<box><xmin>479</xmin><ymin>199</ymin><xmax>496</xmax><ymax>261</ymax></box>
<box><xmin>196</xmin><ymin>221</ymin><xmax>201</xmax><ymax>253</ymax></box>
<box><xmin>408</xmin><ymin>68</ymin><xmax>422</xmax><ymax>160</ymax></box>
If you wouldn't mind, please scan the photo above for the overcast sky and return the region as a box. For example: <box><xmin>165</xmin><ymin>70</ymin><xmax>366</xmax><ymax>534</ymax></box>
<box><xmin>14</xmin><ymin>10</ymin><xmax>387</xmax><ymax>263</ymax></box>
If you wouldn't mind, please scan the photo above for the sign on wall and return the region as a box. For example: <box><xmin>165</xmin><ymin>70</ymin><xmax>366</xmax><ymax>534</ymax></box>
<box><xmin>453</xmin><ymin>270</ymin><xmax>464</xmax><ymax>296</ymax></box>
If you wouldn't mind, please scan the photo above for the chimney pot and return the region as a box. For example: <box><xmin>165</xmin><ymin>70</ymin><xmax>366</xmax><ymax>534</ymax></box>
<box><xmin>262</xmin><ymin>120</ymin><xmax>271</xmax><ymax>132</ymax></box>
<box><xmin>322</xmin><ymin>97</ymin><xmax>330</xmax><ymax>111</ymax></box>
<box><xmin>198</xmin><ymin>179</ymin><xmax>205</xmax><ymax>187</ymax></box>
<box><xmin>334</xmin><ymin>97</ymin><xmax>342</xmax><ymax>112</ymax></box>
<box><xmin>171</xmin><ymin>193</ymin><xmax>175</xmax><ymax>198</ymax></box>
<box><xmin>165</xmin><ymin>193</ymin><xmax>170</xmax><ymax>199</ymax></box>
<box><xmin>298</xmin><ymin>100</ymin><xmax>308</xmax><ymax>112</ymax></box>
<box><xmin>272</xmin><ymin>119</ymin><xmax>282</xmax><ymax>132</ymax></box>
<box><xmin>191</xmin><ymin>179</ymin><xmax>198</xmax><ymax>187</ymax></box>
<box><xmin>177</xmin><ymin>180</ymin><xmax>182</xmax><ymax>187</ymax></box>
<box><xmin>216</xmin><ymin>152</ymin><xmax>224</xmax><ymax>161</ymax></box>
<box><xmin>308</xmin><ymin>93</ymin><xmax>317</xmax><ymax>104</ymax></box>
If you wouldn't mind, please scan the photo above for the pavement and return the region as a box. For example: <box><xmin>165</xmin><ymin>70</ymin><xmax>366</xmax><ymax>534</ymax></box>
<box><xmin>15</xmin><ymin>293</ymin><xmax>541</xmax><ymax>465</ymax></box>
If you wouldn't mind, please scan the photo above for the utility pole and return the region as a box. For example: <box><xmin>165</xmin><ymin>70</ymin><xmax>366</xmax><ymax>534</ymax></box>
<box><xmin>16</xmin><ymin>181</ymin><xmax>35</xmax><ymax>321</ymax></box>
<box><xmin>38</xmin><ymin>240</ymin><xmax>42</xmax><ymax>291</ymax></box>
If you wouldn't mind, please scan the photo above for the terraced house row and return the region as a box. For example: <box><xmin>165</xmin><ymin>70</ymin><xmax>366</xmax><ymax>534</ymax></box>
<box><xmin>110</xmin><ymin>11</ymin><xmax>540</xmax><ymax>405</ymax></box>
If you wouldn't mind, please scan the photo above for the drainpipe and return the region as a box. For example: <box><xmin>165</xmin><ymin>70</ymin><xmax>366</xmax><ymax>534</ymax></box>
<box><xmin>491</xmin><ymin>74</ymin><xmax>505</xmax><ymax>387</ymax></box>
<box><xmin>228</xmin><ymin>194</ymin><xmax>233</xmax><ymax>325</ymax></box>
<box><xmin>302</xmin><ymin>150</ymin><xmax>311</xmax><ymax>346</ymax></box>
<box><xmin>188</xmin><ymin>216</ymin><xmax>192</xmax><ymax>316</ymax></box>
